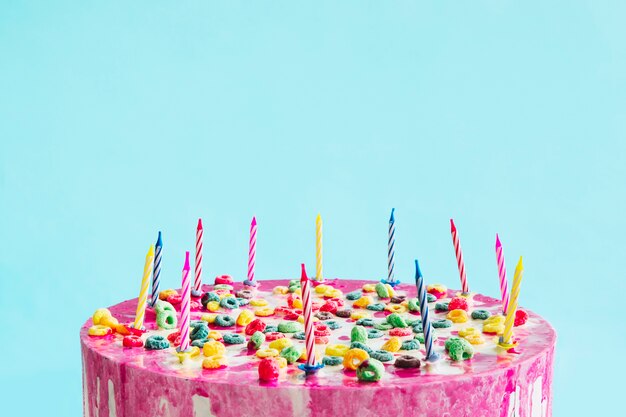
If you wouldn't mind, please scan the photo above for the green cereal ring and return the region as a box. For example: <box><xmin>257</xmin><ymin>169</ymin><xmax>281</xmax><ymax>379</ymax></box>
<box><xmin>370</xmin><ymin>350</ymin><xmax>394</xmax><ymax>362</ymax></box>
<box><xmin>326</xmin><ymin>320</ymin><xmax>341</xmax><ymax>330</ymax></box>
<box><xmin>288</xmin><ymin>279</ymin><xmax>300</xmax><ymax>288</ymax></box>
<box><xmin>223</xmin><ymin>333</ymin><xmax>245</xmax><ymax>345</ymax></box>
<box><xmin>280</xmin><ymin>346</ymin><xmax>302</xmax><ymax>364</ymax></box>
<box><xmin>213</xmin><ymin>284</ymin><xmax>233</xmax><ymax>291</ymax></box>
<box><xmin>374</xmin><ymin>322</ymin><xmax>393</xmax><ymax>331</ymax></box>
<box><xmin>236</xmin><ymin>298</ymin><xmax>250</xmax><ymax>307</ymax></box>
<box><xmin>145</xmin><ymin>335</ymin><xmax>170</xmax><ymax>350</ymax></box>
<box><xmin>412</xmin><ymin>323</ymin><xmax>423</xmax><ymax>333</ymax></box>
<box><xmin>263</xmin><ymin>325</ymin><xmax>278</xmax><ymax>333</ymax></box>
<box><xmin>375</xmin><ymin>283</ymin><xmax>389</xmax><ymax>299</ymax></box>
<box><xmin>346</xmin><ymin>291</ymin><xmax>362</xmax><ymax>300</ymax></box>
<box><xmin>386</xmin><ymin>313</ymin><xmax>408</xmax><ymax>328</ymax></box>
<box><xmin>356</xmin><ymin>318</ymin><xmax>375</xmax><ymax>327</ymax></box>
<box><xmin>322</xmin><ymin>356</ymin><xmax>343</xmax><ymax>366</ymax></box>
<box><xmin>432</xmin><ymin>319</ymin><xmax>452</xmax><ymax>329</ymax></box>
<box><xmin>156</xmin><ymin>307</ymin><xmax>177</xmax><ymax>330</ymax></box>
<box><xmin>471</xmin><ymin>309</ymin><xmax>491</xmax><ymax>320</ymax></box>
<box><xmin>357</xmin><ymin>359</ymin><xmax>385</xmax><ymax>382</ymax></box>
<box><xmin>367</xmin><ymin>329</ymin><xmax>383</xmax><ymax>339</ymax></box>
<box><xmin>366</xmin><ymin>303</ymin><xmax>386</xmax><ymax>311</ymax></box>
<box><xmin>293</xmin><ymin>331</ymin><xmax>306</xmax><ymax>340</ymax></box>
<box><xmin>350</xmin><ymin>341</ymin><xmax>373</xmax><ymax>354</ymax></box>
<box><xmin>154</xmin><ymin>300</ymin><xmax>176</xmax><ymax>314</ymax></box>
<box><xmin>435</xmin><ymin>302</ymin><xmax>449</xmax><ymax>312</ymax></box>
<box><xmin>427</xmin><ymin>293</ymin><xmax>436</xmax><ymax>303</ymax></box>
<box><xmin>190</xmin><ymin>323</ymin><xmax>209</xmax><ymax>340</ymax></box>
<box><xmin>406</xmin><ymin>318</ymin><xmax>421</xmax><ymax>327</ymax></box>
<box><xmin>401</xmin><ymin>339</ymin><xmax>420</xmax><ymax>350</ymax></box>
<box><xmin>278</xmin><ymin>321</ymin><xmax>301</xmax><ymax>333</ymax></box>
<box><xmin>249</xmin><ymin>331</ymin><xmax>265</xmax><ymax>350</ymax></box>
<box><xmin>191</xmin><ymin>338</ymin><xmax>209</xmax><ymax>348</ymax></box>
<box><xmin>445</xmin><ymin>337</ymin><xmax>475</xmax><ymax>361</ymax></box>
<box><xmin>220</xmin><ymin>297</ymin><xmax>239</xmax><ymax>309</ymax></box>
<box><xmin>351</xmin><ymin>326</ymin><xmax>368</xmax><ymax>343</ymax></box>
<box><xmin>407</xmin><ymin>298</ymin><xmax>420</xmax><ymax>312</ymax></box>
<box><xmin>414</xmin><ymin>333</ymin><xmax>425</xmax><ymax>344</ymax></box>
<box><xmin>215</xmin><ymin>314</ymin><xmax>236</xmax><ymax>327</ymax></box>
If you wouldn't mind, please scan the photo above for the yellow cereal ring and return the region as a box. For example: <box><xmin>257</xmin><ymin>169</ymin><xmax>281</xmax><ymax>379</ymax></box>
<box><xmin>236</xmin><ymin>310</ymin><xmax>254</xmax><ymax>326</ymax></box>
<box><xmin>464</xmin><ymin>334</ymin><xmax>485</xmax><ymax>345</ymax></box>
<box><xmin>254</xmin><ymin>307</ymin><xmax>274</xmax><ymax>317</ymax></box>
<box><xmin>292</xmin><ymin>298</ymin><xmax>303</xmax><ymax>309</ymax></box>
<box><xmin>350</xmin><ymin>311</ymin><xmax>370</xmax><ymax>321</ymax></box>
<box><xmin>353</xmin><ymin>296</ymin><xmax>373</xmax><ymax>309</ymax></box>
<box><xmin>88</xmin><ymin>325</ymin><xmax>111</xmax><ymax>337</ymax></box>
<box><xmin>207</xmin><ymin>301</ymin><xmax>221</xmax><ymax>312</ymax></box>
<box><xmin>269</xmin><ymin>338</ymin><xmax>293</xmax><ymax>351</ymax></box>
<box><xmin>175</xmin><ymin>346</ymin><xmax>201</xmax><ymax>363</ymax></box>
<box><xmin>250</xmin><ymin>298</ymin><xmax>268</xmax><ymax>307</ymax></box>
<box><xmin>384</xmin><ymin>284</ymin><xmax>395</xmax><ymax>298</ymax></box>
<box><xmin>296</xmin><ymin>315</ymin><xmax>319</xmax><ymax>323</ymax></box>
<box><xmin>273</xmin><ymin>286</ymin><xmax>289</xmax><ymax>295</ymax></box>
<box><xmin>100</xmin><ymin>316</ymin><xmax>119</xmax><ymax>329</ymax></box>
<box><xmin>203</xmin><ymin>340</ymin><xmax>226</xmax><ymax>357</ymax></box>
<box><xmin>159</xmin><ymin>289</ymin><xmax>178</xmax><ymax>300</ymax></box>
<box><xmin>202</xmin><ymin>355</ymin><xmax>227</xmax><ymax>369</ymax></box>
<box><xmin>219</xmin><ymin>293</ymin><xmax>235</xmax><ymax>299</ymax></box>
<box><xmin>483</xmin><ymin>315</ymin><xmax>506</xmax><ymax>334</ymax></box>
<box><xmin>385</xmin><ymin>304</ymin><xmax>407</xmax><ymax>314</ymax></box>
<box><xmin>381</xmin><ymin>336</ymin><xmax>402</xmax><ymax>352</ymax></box>
<box><xmin>447</xmin><ymin>309</ymin><xmax>469</xmax><ymax>323</ymax></box>
<box><xmin>256</xmin><ymin>348</ymin><xmax>279</xmax><ymax>358</ymax></box>
<box><xmin>92</xmin><ymin>308</ymin><xmax>112</xmax><ymax>325</ymax></box>
<box><xmin>293</xmin><ymin>288</ymin><xmax>302</xmax><ymax>296</ymax></box>
<box><xmin>201</xmin><ymin>314</ymin><xmax>217</xmax><ymax>324</ymax></box>
<box><xmin>315</xmin><ymin>284</ymin><xmax>331</xmax><ymax>294</ymax></box>
<box><xmin>207</xmin><ymin>330</ymin><xmax>223</xmax><ymax>341</ymax></box>
<box><xmin>362</xmin><ymin>284</ymin><xmax>376</xmax><ymax>293</ymax></box>
<box><xmin>276</xmin><ymin>357</ymin><xmax>288</xmax><ymax>368</ymax></box>
<box><xmin>343</xmin><ymin>348</ymin><xmax>370</xmax><ymax>370</ymax></box>
<box><xmin>325</xmin><ymin>344</ymin><xmax>350</xmax><ymax>357</ymax></box>
<box><xmin>325</xmin><ymin>288</ymin><xmax>343</xmax><ymax>299</ymax></box>
<box><xmin>458</xmin><ymin>327</ymin><xmax>478</xmax><ymax>338</ymax></box>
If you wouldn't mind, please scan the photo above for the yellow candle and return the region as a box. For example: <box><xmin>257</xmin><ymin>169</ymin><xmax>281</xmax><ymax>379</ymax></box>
<box><xmin>315</xmin><ymin>214</ymin><xmax>323</xmax><ymax>281</ymax></box>
<box><xmin>500</xmin><ymin>256</ymin><xmax>523</xmax><ymax>345</ymax></box>
<box><xmin>134</xmin><ymin>245</ymin><xmax>155</xmax><ymax>329</ymax></box>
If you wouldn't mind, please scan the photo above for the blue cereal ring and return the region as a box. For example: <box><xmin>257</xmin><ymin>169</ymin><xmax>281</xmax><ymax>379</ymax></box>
<box><xmin>435</xmin><ymin>302</ymin><xmax>449</xmax><ymax>312</ymax></box>
<box><xmin>326</xmin><ymin>320</ymin><xmax>341</xmax><ymax>330</ymax></box>
<box><xmin>293</xmin><ymin>331</ymin><xmax>306</xmax><ymax>340</ymax></box>
<box><xmin>346</xmin><ymin>291</ymin><xmax>362</xmax><ymax>301</ymax></box>
<box><xmin>366</xmin><ymin>303</ymin><xmax>386</xmax><ymax>311</ymax></box>
<box><xmin>367</xmin><ymin>329</ymin><xmax>384</xmax><ymax>339</ymax></box>
<box><xmin>191</xmin><ymin>338</ymin><xmax>209</xmax><ymax>348</ymax></box>
<box><xmin>322</xmin><ymin>356</ymin><xmax>343</xmax><ymax>366</ymax></box>
<box><xmin>401</xmin><ymin>339</ymin><xmax>420</xmax><ymax>350</ymax></box>
<box><xmin>350</xmin><ymin>341</ymin><xmax>373</xmax><ymax>354</ymax></box>
<box><xmin>356</xmin><ymin>318</ymin><xmax>375</xmax><ymax>327</ymax></box>
<box><xmin>471</xmin><ymin>309</ymin><xmax>491</xmax><ymax>320</ymax></box>
<box><xmin>263</xmin><ymin>325</ymin><xmax>278</xmax><ymax>333</ymax></box>
<box><xmin>412</xmin><ymin>323</ymin><xmax>424</xmax><ymax>333</ymax></box>
<box><xmin>190</xmin><ymin>323</ymin><xmax>209</xmax><ymax>340</ymax></box>
<box><xmin>427</xmin><ymin>293</ymin><xmax>437</xmax><ymax>303</ymax></box>
<box><xmin>236</xmin><ymin>298</ymin><xmax>250</xmax><ymax>307</ymax></box>
<box><xmin>201</xmin><ymin>292</ymin><xmax>220</xmax><ymax>307</ymax></box>
<box><xmin>145</xmin><ymin>335</ymin><xmax>170</xmax><ymax>350</ymax></box>
<box><xmin>223</xmin><ymin>333</ymin><xmax>245</xmax><ymax>344</ymax></box>
<box><xmin>215</xmin><ymin>315</ymin><xmax>236</xmax><ymax>327</ymax></box>
<box><xmin>406</xmin><ymin>318</ymin><xmax>421</xmax><ymax>327</ymax></box>
<box><xmin>370</xmin><ymin>349</ymin><xmax>394</xmax><ymax>362</ymax></box>
<box><xmin>432</xmin><ymin>319</ymin><xmax>452</xmax><ymax>329</ymax></box>
<box><xmin>220</xmin><ymin>297</ymin><xmax>239</xmax><ymax>310</ymax></box>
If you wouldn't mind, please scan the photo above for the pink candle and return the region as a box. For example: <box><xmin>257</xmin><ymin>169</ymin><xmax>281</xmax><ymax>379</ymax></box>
<box><xmin>246</xmin><ymin>217</ymin><xmax>257</xmax><ymax>285</ymax></box>
<box><xmin>495</xmin><ymin>234</ymin><xmax>510</xmax><ymax>315</ymax></box>
<box><xmin>193</xmin><ymin>219</ymin><xmax>203</xmax><ymax>295</ymax></box>
<box><xmin>179</xmin><ymin>251</ymin><xmax>191</xmax><ymax>352</ymax></box>
<box><xmin>300</xmin><ymin>264</ymin><xmax>316</xmax><ymax>367</ymax></box>
<box><xmin>450</xmin><ymin>219</ymin><xmax>469</xmax><ymax>293</ymax></box>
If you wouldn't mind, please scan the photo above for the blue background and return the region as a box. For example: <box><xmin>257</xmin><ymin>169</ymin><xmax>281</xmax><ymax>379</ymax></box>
<box><xmin>1</xmin><ymin>1</ymin><xmax>624</xmax><ymax>415</ymax></box>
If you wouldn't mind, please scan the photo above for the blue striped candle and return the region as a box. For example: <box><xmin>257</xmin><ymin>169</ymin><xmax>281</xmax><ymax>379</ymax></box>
<box><xmin>387</xmin><ymin>208</ymin><xmax>397</xmax><ymax>285</ymax></box>
<box><xmin>415</xmin><ymin>259</ymin><xmax>439</xmax><ymax>361</ymax></box>
<box><xmin>150</xmin><ymin>231</ymin><xmax>162</xmax><ymax>307</ymax></box>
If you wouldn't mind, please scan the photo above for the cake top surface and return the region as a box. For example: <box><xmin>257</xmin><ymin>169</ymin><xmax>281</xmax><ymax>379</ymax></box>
<box><xmin>80</xmin><ymin>278</ymin><xmax>555</xmax><ymax>388</ymax></box>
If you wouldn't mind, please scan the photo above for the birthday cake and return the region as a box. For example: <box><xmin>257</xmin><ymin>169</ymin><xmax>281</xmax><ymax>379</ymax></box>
<box><xmin>80</xmin><ymin>276</ymin><xmax>556</xmax><ymax>417</ymax></box>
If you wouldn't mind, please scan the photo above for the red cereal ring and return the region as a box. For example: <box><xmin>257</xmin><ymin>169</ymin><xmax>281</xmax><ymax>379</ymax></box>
<box><xmin>258</xmin><ymin>358</ymin><xmax>280</xmax><ymax>381</ymax></box>
<box><xmin>123</xmin><ymin>324</ymin><xmax>145</xmax><ymax>336</ymax></box>
<box><xmin>311</xmin><ymin>302</ymin><xmax>322</xmax><ymax>311</ymax></box>
<box><xmin>190</xmin><ymin>300</ymin><xmax>202</xmax><ymax>310</ymax></box>
<box><xmin>245</xmin><ymin>319</ymin><xmax>267</xmax><ymax>336</ymax></box>
<box><xmin>448</xmin><ymin>297</ymin><xmax>469</xmax><ymax>312</ymax></box>
<box><xmin>284</xmin><ymin>312</ymin><xmax>299</xmax><ymax>321</ymax></box>
<box><xmin>314</xmin><ymin>325</ymin><xmax>331</xmax><ymax>337</ymax></box>
<box><xmin>514</xmin><ymin>309</ymin><xmax>529</xmax><ymax>326</ymax></box>
<box><xmin>274</xmin><ymin>306</ymin><xmax>291</xmax><ymax>316</ymax></box>
<box><xmin>167</xmin><ymin>331</ymin><xmax>181</xmax><ymax>343</ymax></box>
<box><xmin>167</xmin><ymin>294</ymin><xmax>182</xmax><ymax>305</ymax></box>
<box><xmin>319</xmin><ymin>301</ymin><xmax>338</xmax><ymax>314</ymax></box>
<box><xmin>123</xmin><ymin>335</ymin><xmax>144</xmax><ymax>348</ymax></box>
<box><xmin>389</xmin><ymin>327</ymin><xmax>413</xmax><ymax>337</ymax></box>
<box><xmin>214</xmin><ymin>275</ymin><xmax>234</xmax><ymax>285</ymax></box>
<box><xmin>315</xmin><ymin>336</ymin><xmax>329</xmax><ymax>344</ymax></box>
<box><xmin>264</xmin><ymin>332</ymin><xmax>286</xmax><ymax>341</ymax></box>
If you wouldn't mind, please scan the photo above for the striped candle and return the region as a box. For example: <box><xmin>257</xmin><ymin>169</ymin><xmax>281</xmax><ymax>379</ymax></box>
<box><xmin>415</xmin><ymin>259</ymin><xmax>438</xmax><ymax>361</ymax></box>
<box><xmin>134</xmin><ymin>245</ymin><xmax>155</xmax><ymax>329</ymax></box>
<box><xmin>300</xmin><ymin>264</ymin><xmax>316</xmax><ymax>367</ymax></box>
<box><xmin>495</xmin><ymin>234</ymin><xmax>510</xmax><ymax>315</ymax></box>
<box><xmin>193</xmin><ymin>218</ymin><xmax>203</xmax><ymax>295</ymax></box>
<box><xmin>501</xmin><ymin>256</ymin><xmax>524</xmax><ymax>346</ymax></box>
<box><xmin>247</xmin><ymin>217</ymin><xmax>257</xmax><ymax>284</ymax></box>
<box><xmin>179</xmin><ymin>251</ymin><xmax>191</xmax><ymax>351</ymax></box>
<box><xmin>149</xmin><ymin>232</ymin><xmax>162</xmax><ymax>307</ymax></box>
<box><xmin>450</xmin><ymin>219</ymin><xmax>469</xmax><ymax>293</ymax></box>
<box><xmin>387</xmin><ymin>208</ymin><xmax>396</xmax><ymax>285</ymax></box>
<box><xmin>315</xmin><ymin>214</ymin><xmax>323</xmax><ymax>281</ymax></box>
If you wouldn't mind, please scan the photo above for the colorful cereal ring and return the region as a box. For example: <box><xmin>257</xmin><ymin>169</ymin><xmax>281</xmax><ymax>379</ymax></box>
<box><xmin>343</xmin><ymin>348</ymin><xmax>370</xmax><ymax>371</ymax></box>
<box><xmin>145</xmin><ymin>335</ymin><xmax>170</xmax><ymax>350</ymax></box>
<box><xmin>356</xmin><ymin>359</ymin><xmax>384</xmax><ymax>382</ymax></box>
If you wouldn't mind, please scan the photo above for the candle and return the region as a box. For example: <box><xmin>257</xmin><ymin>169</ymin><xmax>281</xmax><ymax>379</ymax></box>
<box><xmin>150</xmin><ymin>232</ymin><xmax>162</xmax><ymax>307</ymax></box>
<box><xmin>179</xmin><ymin>251</ymin><xmax>191</xmax><ymax>352</ymax></box>
<box><xmin>134</xmin><ymin>245</ymin><xmax>155</xmax><ymax>329</ymax></box>
<box><xmin>387</xmin><ymin>208</ymin><xmax>397</xmax><ymax>285</ymax></box>
<box><xmin>495</xmin><ymin>234</ymin><xmax>510</xmax><ymax>315</ymax></box>
<box><xmin>315</xmin><ymin>214</ymin><xmax>323</xmax><ymax>281</ymax></box>
<box><xmin>450</xmin><ymin>219</ymin><xmax>469</xmax><ymax>293</ymax></box>
<box><xmin>193</xmin><ymin>218</ymin><xmax>203</xmax><ymax>296</ymax></box>
<box><xmin>300</xmin><ymin>264</ymin><xmax>317</xmax><ymax>366</ymax></box>
<box><xmin>415</xmin><ymin>259</ymin><xmax>438</xmax><ymax>361</ymax></box>
<box><xmin>500</xmin><ymin>256</ymin><xmax>524</xmax><ymax>346</ymax></box>
<box><xmin>246</xmin><ymin>217</ymin><xmax>257</xmax><ymax>286</ymax></box>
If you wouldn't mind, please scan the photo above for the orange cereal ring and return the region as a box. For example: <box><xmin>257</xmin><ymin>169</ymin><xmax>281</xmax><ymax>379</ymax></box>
<box><xmin>343</xmin><ymin>348</ymin><xmax>370</xmax><ymax>370</ymax></box>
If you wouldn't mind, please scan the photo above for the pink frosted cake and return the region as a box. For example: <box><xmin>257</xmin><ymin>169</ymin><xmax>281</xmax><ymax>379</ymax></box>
<box><xmin>81</xmin><ymin>278</ymin><xmax>555</xmax><ymax>417</ymax></box>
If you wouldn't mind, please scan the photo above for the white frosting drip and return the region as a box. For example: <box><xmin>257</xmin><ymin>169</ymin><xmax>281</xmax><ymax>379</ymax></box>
<box><xmin>192</xmin><ymin>395</ymin><xmax>215</xmax><ymax>417</ymax></box>
<box><xmin>108</xmin><ymin>380</ymin><xmax>117</xmax><ymax>417</ymax></box>
<box><xmin>83</xmin><ymin>359</ymin><xmax>90</xmax><ymax>417</ymax></box>
<box><xmin>95</xmin><ymin>377</ymin><xmax>100</xmax><ymax>417</ymax></box>
<box><xmin>531</xmin><ymin>376</ymin><xmax>543</xmax><ymax>417</ymax></box>
<box><xmin>158</xmin><ymin>397</ymin><xmax>172</xmax><ymax>417</ymax></box>
<box><xmin>288</xmin><ymin>387</ymin><xmax>311</xmax><ymax>417</ymax></box>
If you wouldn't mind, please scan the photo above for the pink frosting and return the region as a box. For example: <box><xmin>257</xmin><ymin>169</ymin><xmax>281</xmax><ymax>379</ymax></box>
<box><xmin>81</xmin><ymin>279</ymin><xmax>556</xmax><ymax>417</ymax></box>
